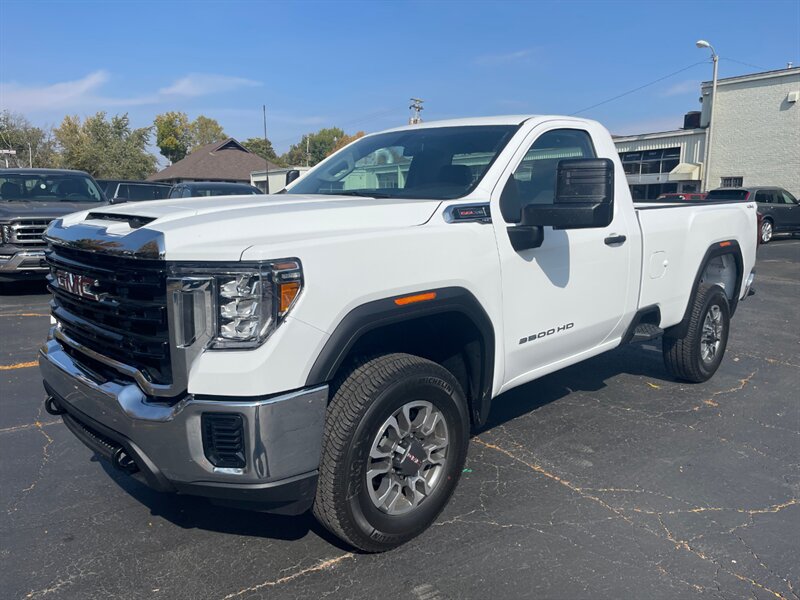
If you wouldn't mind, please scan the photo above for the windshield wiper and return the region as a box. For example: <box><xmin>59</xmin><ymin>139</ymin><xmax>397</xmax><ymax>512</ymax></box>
<box><xmin>332</xmin><ymin>190</ymin><xmax>394</xmax><ymax>199</ymax></box>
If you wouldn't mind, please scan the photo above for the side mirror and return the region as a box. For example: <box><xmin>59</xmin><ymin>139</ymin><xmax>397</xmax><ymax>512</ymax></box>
<box><xmin>523</xmin><ymin>158</ymin><xmax>614</xmax><ymax>230</ymax></box>
<box><xmin>285</xmin><ymin>170</ymin><xmax>301</xmax><ymax>185</ymax></box>
<box><xmin>109</xmin><ymin>196</ymin><xmax>128</xmax><ymax>205</ymax></box>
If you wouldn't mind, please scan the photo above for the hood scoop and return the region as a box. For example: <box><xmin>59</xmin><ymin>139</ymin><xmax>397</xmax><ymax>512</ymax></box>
<box><xmin>86</xmin><ymin>212</ymin><xmax>155</xmax><ymax>230</ymax></box>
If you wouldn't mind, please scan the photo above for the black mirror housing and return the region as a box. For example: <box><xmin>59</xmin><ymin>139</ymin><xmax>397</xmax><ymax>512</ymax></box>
<box><xmin>523</xmin><ymin>158</ymin><xmax>614</xmax><ymax>229</ymax></box>
<box><xmin>285</xmin><ymin>170</ymin><xmax>301</xmax><ymax>186</ymax></box>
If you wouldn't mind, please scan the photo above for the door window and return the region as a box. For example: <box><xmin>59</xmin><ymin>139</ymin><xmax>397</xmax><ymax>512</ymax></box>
<box><xmin>779</xmin><ymin>190</ymin><xmax>797</xmax><ymax>204</ymax></box>
<box><xmin>755</xmin><ymin>191</ymin><xmax>772</xmax><ymax>203</ymax></box>
<box><xmin>500</xmin><ymin>129</ymin><xmax>596</xmax><ymax>223</ymax></box>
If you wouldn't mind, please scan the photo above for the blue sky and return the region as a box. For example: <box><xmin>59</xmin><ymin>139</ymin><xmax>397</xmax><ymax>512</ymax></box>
<box><xmin>1</xmin><ymin>0</ymin><xmax>798</xmax><ymax>155</ymax></box>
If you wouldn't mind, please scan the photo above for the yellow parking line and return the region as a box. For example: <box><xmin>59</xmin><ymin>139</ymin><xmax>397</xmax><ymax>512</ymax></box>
<box><xmin>0</xmin><ymin>361</ymin><xmax>38</xmax><ymax>371</ymax></box>
<box><xmin>0</xmin><ymin>312</ymin><xmax>50</xmax><ymax>318</ymax></box>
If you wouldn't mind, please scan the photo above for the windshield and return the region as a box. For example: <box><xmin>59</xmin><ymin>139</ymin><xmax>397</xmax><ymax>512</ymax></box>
<box><xmin>286</xmin><ymin>125</ymin><xmax>518</xmax><ymax>199</ymax></box>
<box><xmin>0</xmin><ymin>173</ymin><xmax>104</xmax><ymax>203</ymax></box>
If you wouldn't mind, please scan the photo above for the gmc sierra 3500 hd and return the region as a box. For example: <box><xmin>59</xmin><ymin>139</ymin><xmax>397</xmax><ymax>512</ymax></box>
<box><xmin>39</xmin><ymin>116</ymin><xmax>757</xmax><ymax>552</ymax></box>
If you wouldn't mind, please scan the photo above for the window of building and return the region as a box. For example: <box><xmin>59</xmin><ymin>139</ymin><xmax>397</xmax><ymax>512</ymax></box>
<box><xmin>720</xmin><ymin>176</ymin><xmax>743</xmax><ymax>188</ymax></box>
<box><xmin>618</xmin><ymin>147</ymin><xmax>681</xmax><ymax>176</ymax></box>
<box><xmin>376</xmin><ymin>172</ymin><xmax>399</xmax><ymax>189</ymax></box>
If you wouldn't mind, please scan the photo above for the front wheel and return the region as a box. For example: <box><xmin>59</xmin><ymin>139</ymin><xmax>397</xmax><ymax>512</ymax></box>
<box><xmin>663</xmin><ymin>284</ymin><xmax>730</xmax><ymax>383</ymax></box>
<box><xmin>761</xmin><ymin>219</ymin><xmax>773</xmax><ymax>243</ymax></box>
<box><xmin>313</xmin><ymin>353</ymin><xmax>469</xmax><ymax>552</ymax></box>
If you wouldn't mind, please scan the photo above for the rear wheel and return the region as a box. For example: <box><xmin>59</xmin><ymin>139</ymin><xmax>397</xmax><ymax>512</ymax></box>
<box><xmin>761</xmin><ymin>219</ymin><xmax>773</xmax><ymax>243</ymax></box>
<box><xmin>663</xmin><ymin>284</ymin><xmax>730</xmax><ymax>383</ymax></box>
<box><xmin>313</xmin><ymin>353</ymin><xmax>469</xmax><ymax>552</ymax></box>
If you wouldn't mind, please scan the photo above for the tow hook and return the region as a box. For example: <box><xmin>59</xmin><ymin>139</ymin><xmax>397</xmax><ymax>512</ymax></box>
<box><xmin>44</xmin><ymin>396</ymin><xmax>67</xmax><ymax>416</ymax></box>
<box><xmin>112</xmin><ymin>447</ymin><xmax>139</xmax><ymax>474</ymax></box>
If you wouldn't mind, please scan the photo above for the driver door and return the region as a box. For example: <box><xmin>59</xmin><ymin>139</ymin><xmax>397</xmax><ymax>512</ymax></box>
<box><xmin>491</xmin><ymin>121</ymin><xmax>637</xmax><ymax>391</ymax></box>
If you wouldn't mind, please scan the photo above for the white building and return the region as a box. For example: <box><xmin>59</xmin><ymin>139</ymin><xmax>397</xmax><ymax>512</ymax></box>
<box><xmin>615</xmin><ymin>67</ymin><xmax>800</xmax><ymax>199</ymax></box>
<box><xmin>250</xmin><ymin>166</ymin><xmax>311</xmax><ymax>193</ymax></box>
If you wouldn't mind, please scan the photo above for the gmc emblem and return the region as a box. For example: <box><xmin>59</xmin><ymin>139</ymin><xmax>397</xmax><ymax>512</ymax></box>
<box><xmin>55</xmin><ymin>269</ymin><xmax>101</xmax><ymax>301</ymax></box>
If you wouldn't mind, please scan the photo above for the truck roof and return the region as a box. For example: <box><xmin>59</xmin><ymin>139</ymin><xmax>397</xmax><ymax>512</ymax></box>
<box><xmin>381</xmin><ymin>115</ymin><xmax>597</xmax><ymax>133</ymax></box>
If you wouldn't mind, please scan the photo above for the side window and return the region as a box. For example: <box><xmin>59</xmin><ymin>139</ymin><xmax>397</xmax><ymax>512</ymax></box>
<box><xmin>780</xmin><ymin>190</ymin><xmax>796</xmax><ymax>204</ymax></box>
<box><xmin>500</xmin><ymin>129</ymin><xmax>596</xmax><ymax>223</ymax></box>
<box><xmin>755</xmin><ymin>191</ymin><xmax>770</xmax><ymax>203</ymax></box>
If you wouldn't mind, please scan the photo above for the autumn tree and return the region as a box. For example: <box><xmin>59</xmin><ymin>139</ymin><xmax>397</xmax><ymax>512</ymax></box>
<box><xmin>328</xmin><ymin>131</ymin><xmax>365</xmax><ymax>155</ymax></box>
<box><xmin>190</xmin><ymin>115</ymin><xmax>226</xmax><ymax>149</ymax></box>
<box><xmin>0</xmin><ymin>111</ymin><xmax>57</xmax><ymax>168</ymax></box>
<box><xmin>154</xmin><ymin>111</ymin><xmax>192</xmax><ymax>164</ymax></box>
<box><xmin>54</xmin><ymin>112</ymin><xmax>157</xmax><ymax>179</ymax></box>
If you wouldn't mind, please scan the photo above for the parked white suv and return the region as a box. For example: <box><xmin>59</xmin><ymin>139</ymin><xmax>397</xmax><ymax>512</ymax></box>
<box><xmin>39</xmin><ymin>116</ymin><xmax>756</xmax><ymax>551</ymax></box>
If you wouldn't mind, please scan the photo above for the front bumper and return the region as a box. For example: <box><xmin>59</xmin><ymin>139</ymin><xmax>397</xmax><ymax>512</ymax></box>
<box><xmin>39</xmin><ymin>337</ymin><xmax>328</xmax><ymax>515</ymax></box>
<box><xmin>0</xmin><ymin>249</ymin><xmax>48</xmax><ymax>278</ymax></box>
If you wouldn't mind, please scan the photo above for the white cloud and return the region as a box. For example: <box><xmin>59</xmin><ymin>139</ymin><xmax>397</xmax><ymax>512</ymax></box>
<box><xmin>663</xmin><ymin>79</ymin><xmax>700</xmax><ymax>97</ymax></box>
<box><xmin>474</xmin><ymin>49</ymin><xmax>535</xmax><ymax>66</ymax></box>
<box><xmin>157</xmin><ymin>74</ymin><xmax>260</xmax><ymax>98</ymax></box>
<box><xmin>0</xmin><ymin>70</ymin><xmax>262</xmax><ymax>112</ymax></box>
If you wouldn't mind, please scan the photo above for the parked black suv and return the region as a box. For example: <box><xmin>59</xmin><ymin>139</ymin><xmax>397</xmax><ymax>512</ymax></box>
<box><xmin>167</xmin><ymin>181</ymin><xmax>263</xmax><ymax>198</ymax></box>
<box><xmin>0</xmin><ymin>169</ymin><xmax>107</xmax><ymax>281</ymax></box>
<box><xmin>97</xmin><ymin>179</ymin><xmax>172</xmax><ymax>203</ymax></box>
<box><xmin>706</xmin><ymin>187</ymin><xmax>800</xmax><ymax>243</ymax></box>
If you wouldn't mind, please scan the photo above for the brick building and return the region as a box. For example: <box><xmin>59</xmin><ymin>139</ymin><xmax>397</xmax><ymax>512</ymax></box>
<box><xmin>614</xmin><ymin>67</ymin><xmax>800</xmax><ymax>199</ymax></box>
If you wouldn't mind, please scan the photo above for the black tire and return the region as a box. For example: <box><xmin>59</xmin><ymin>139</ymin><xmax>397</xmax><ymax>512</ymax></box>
<box><xmin>663</xmin><ymin>284</ymin><xmax>730</xmax><ymax>383</ymax></box>
<box><xmin>313</xmin><ymin>353</ymin><xmax>469</xmax><ymax>552</ymax></box>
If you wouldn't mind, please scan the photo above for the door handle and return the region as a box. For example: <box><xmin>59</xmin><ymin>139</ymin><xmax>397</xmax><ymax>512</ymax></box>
<box><xmin>604</xmin><ymin>234</ymin><xmax>627</xmax><ymax>246</ymax></box>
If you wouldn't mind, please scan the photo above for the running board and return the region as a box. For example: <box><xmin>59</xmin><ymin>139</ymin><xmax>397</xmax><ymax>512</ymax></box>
<box><xmin>630</xmin><ymin>323</ymin><xmax>663</xmax><ymax>343</ymax></box>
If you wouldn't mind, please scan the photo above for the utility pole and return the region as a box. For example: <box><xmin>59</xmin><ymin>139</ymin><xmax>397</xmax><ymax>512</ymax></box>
<box><xmin>28</xmin><ymin>142</ymin><xmax>32</xmax><ymax>168</ymax></box>
<box><xmin>0</xmin><ymin>149</ymin><xmax>16</xmax><ymax>168</ymax></box>
<box><xmin>262</xmin><ymin>104</ymin><xmax>269</xmax><ymax>194</ymax></box>
<box><xmin>409</xmin><ymin>98</ymin><xmax>424</xmax><ymax>125</ymax></box>
<box><xmin>306</xmin><ymin>135</ymin><xmax>310</xmax><ymax>167</ymax></box>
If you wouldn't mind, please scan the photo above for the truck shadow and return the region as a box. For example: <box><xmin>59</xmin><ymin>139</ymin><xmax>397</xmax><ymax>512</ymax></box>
<box><xmin>482</xmin><ymin>339</ymin><xmax>669</xmax><ymax>431</ymax></box>
<box><xmin>97</xmin><ymin>456</ymin><xmax>351</xmax><ymax>549</ymax></box>
<box><xmin>97</xmin><ymin>340</ymin><xmax>668</xmax><ymax>549</ymax></box>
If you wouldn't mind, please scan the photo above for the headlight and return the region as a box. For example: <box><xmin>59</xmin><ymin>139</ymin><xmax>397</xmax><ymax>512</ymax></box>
<box><xmin>169</xmin><ymin>259</ymin><xmax>303</xmax><ymax>350</ymax></box>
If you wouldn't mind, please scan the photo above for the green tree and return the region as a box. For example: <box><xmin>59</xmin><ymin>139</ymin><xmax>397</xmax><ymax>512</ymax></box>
<box><xmin>154</xmin><ymin>111</ymin><xmax>191</xmax><ymax>164</ymax></box>
<box><xmin>281</xmin><ymin>127</ymin><xmax>345</xmax><ymax>167</ymax></box>
<box><xmin>190</xmin><ymin>115</ymin><xmax>226</xmax><ymax>149</ymax></box>
<box><xmin>0</xmin><ymin>111</ymin><xmax>58</xmax><ymax>168</ymax></box>
<box><xmin>54</xmin><ymin>112</ymin><xmax>157</xmax><ymax>179</ymax></box>
<box><xmin>241</xmin><ymin>137</ymin><xmax>279</xmax><ymax>163</ymax></box>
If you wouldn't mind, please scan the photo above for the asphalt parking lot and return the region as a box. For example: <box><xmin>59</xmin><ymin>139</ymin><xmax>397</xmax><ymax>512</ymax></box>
<box><xmin>1</xmin><ymin>239</ymin><xmax>799</xmax><ymax>600</ymax></box>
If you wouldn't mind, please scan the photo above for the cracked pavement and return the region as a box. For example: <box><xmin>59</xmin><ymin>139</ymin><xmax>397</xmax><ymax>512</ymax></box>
<box><xmin>1</xmin><ymin>240</ymin><xmax>798</xmax><ymax>599</ymax></box>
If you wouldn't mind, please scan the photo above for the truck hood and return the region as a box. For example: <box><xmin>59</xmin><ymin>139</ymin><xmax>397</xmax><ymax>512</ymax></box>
<box><xmin>0</xmin><ymin>201</ymin><xmax>107</xmax><ymax>220</ymax></box>
<box><xmin>56</xmin><ymin>194</ymin><xmax>442</xmax><ymax>261</ymax></box>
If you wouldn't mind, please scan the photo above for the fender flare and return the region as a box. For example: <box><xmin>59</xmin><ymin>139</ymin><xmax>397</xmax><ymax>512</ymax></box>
<box><xmin>306</xmin><ymin>286</ymin><xmax>496</xmax><ymax>427</ymax></box>
<box><xmin>664</xmin><ymin>240</ymin><xmax>744</xmax><ymax>339</ymax></box>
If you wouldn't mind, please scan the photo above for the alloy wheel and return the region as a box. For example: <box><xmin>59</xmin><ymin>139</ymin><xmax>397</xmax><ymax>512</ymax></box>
<box><xmin>366</xmin><ymin>400</ymin><xmax>449</xmax><ymax>515</ymax></box>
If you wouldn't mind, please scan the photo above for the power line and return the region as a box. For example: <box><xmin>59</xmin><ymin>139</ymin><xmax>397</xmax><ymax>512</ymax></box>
<box><xmin>570</xmin><ymin>60</ymin><xmax>708</xmax><ymax>116</ymax></box>
<box><xmin>721</xmin><ymin>56</ymin><xmax>769</xmax><ymax>71</ymax></box>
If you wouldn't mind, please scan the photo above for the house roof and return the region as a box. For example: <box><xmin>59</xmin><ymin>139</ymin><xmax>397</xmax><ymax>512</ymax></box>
<box><xmin>148</xmin><ymin>138</ymin><xmax>281</xmax><ymax>182</ymax></box>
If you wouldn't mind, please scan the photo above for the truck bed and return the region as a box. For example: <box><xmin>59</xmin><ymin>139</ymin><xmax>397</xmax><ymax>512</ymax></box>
<box><xmin>634</xmin><ymin>200</ymin><xmax>758</xmax><ymax>329</ymax></box>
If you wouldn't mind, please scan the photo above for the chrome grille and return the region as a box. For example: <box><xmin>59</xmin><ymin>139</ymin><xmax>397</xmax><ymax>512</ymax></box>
<box><xmin>46</xmin><ymin>245</ymin><xmax>171</xmax><ymax>385</ymax></box>
<box><xmin>9</xmin><ymin>219</ymin><xmax>52</xmax><ymax>247</ymax></box>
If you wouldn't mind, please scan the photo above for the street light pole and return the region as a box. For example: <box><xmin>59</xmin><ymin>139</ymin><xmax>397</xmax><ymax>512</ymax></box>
<box><xmin>697</xmin><ymin>40</ymin><xmax>718</xmax><ymax>192</ymax></box>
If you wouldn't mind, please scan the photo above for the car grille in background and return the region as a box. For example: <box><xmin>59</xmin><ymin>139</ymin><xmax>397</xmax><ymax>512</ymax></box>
<box><xmin>46</xmin><ymin>245</ymin><xmax>171</xmax><ymax>385</ymax></box>
<box><xmin>7</xmin><ymin>219</ymin><xmax>52</xmax><ymax>247</ymax></box>
<box><xmin>202</xmin><ymin>413</ymin><xmax>246</xmax><ymax>468</ymax></box>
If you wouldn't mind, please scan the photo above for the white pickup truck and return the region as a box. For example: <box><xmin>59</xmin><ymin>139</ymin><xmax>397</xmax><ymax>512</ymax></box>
<box><xmin>39</xmin><ymin>115</ymin><xmax>756</xmax><ymax>551</ymax></box>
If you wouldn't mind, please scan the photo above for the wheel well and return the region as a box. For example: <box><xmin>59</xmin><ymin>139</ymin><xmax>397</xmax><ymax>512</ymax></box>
<box><xmin>332</xmin><ymin>312</ymin><xmax>488</xmax><ymax>428</ymax></box>
<box><xmin>698</xmin><ymin>253</ymin><xmax>739</xmax><ymax>302</ymax></box>
<box><xmin>665</xmin><ymin>242</ymin><xmax>743</xmax><ymax>338</ymax></box>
